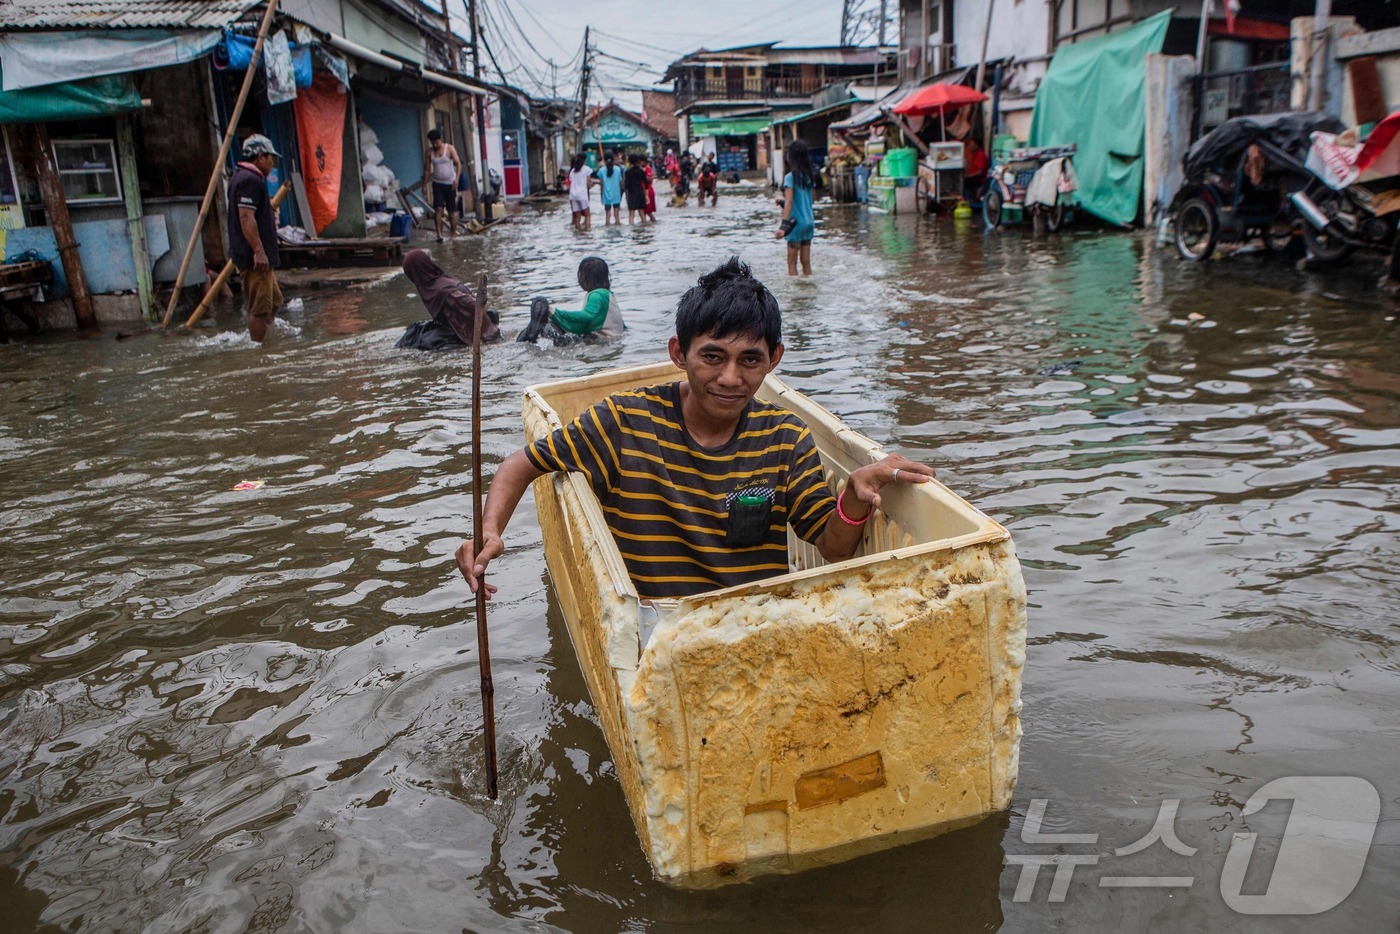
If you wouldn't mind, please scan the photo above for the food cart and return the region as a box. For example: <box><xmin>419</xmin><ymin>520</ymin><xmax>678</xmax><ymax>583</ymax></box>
<box><xmin>917</xmin><ymin>142</ymin><xmax>965</xmax><ymax>212</ymax></box>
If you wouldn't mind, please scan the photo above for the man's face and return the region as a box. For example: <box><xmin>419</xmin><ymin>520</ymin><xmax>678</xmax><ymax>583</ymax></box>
<box><xmin>669</xmin><ymin>332</ymin><xmax>783</xmax><ymax>423</ymax></box>
<box><xmin>430</xmin><ymin>136</ymin><xmax>443</xmax><ymax>151</ymax></box>
<box><xmin>255</xmin><ymin>153</ymin><xmax>278</xmax><ymax>175</ymax></box>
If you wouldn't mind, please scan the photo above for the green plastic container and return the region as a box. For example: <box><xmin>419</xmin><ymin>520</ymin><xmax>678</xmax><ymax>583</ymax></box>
<box><xmin>991</xmin><ymin>134</ymin><xmax>1020</xmax><ymax>163</ymax></box>
<box><xmin>881</xmin><ymin>147</ymin><xmax>917</xmax><ymax>178</ymax></box>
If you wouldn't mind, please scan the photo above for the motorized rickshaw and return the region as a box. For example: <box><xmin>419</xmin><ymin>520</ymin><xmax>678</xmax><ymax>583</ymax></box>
<box><xmin>1170</xmin><ymin>111</ymin><xmax>1343</xmax><ymax>261</ymax></box>
<box><xmin>982</xmin><ymin>144</ymin><xmax>1080</xmax><ymax>232</ymax></box>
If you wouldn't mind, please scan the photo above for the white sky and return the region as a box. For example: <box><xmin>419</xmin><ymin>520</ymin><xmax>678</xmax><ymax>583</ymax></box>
<box><xmin>448</xmin><ymin>0</ymin><xmax>849</xmax><ymax>108</ymax></box>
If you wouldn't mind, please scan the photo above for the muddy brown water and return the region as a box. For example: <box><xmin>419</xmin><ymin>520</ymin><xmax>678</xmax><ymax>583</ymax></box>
<box><xmin>1</xmin><ymin>189</ymin><xmax>1397</xmax><ymax>932</ymax></box>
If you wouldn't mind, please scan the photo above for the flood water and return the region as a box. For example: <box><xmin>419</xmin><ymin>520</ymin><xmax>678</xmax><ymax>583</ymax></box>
<box><xmin>2</xmin><ymin>187</ymin><xmax>1397</xmax><ymax>932</ymax></box>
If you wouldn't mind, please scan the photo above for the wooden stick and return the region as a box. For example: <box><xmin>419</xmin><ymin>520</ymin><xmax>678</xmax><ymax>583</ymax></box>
<box><xmin>180</xmin><ymin>183</ymin><xmax>291</xmax><ymax>330</ymax></box>
<box><xmin>471</xmin><ymin>272</ymin><xmax>499</xmax><ymax>799</ymax></box>
<box><xmin>160</xmin><ymin>0</ymin><xmax>280</xmax><ymax>328</ymax></box>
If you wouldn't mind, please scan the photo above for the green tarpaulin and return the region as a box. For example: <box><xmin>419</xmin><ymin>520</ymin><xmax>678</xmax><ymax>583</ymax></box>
<box><xmin>0</xmin><ymin>69</ymin><xmax>141</xmax><ymax>124</ymax></box>
<box><xmin>690</xmin><ymin>116</ymin><xmax>771</xmax><ymax>137</ymax></box>
<box><xmin>1029</xmin><ymin>11</ymin><xmax>1170</xmax><ymax>227</ymax></box>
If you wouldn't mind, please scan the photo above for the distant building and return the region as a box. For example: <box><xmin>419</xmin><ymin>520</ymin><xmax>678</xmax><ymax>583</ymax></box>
<box><xmin>640</xmin><ymin>89</ymin><xmax>680</xmax><ymax>152</ymax></box>
<box><xmin>896</xmin><ymin>0</ymin><xmax>1301</xmax><ymax>139</ymax></box>
<box><xmin>579</xmin><ymin>102</ymin><xmax>666</xmax><ymax>161</ymax></box>
<box><xmin>663</xmin><ymin>43</ymin><xmax>895</xmax><ymax>173</ymax></box>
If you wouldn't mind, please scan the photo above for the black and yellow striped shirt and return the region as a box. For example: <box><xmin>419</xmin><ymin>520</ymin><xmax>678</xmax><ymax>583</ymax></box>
<box><xmin>526</xmin><ymin>381</ymin><xmax>836</xmax><ymax>599</ymax></box>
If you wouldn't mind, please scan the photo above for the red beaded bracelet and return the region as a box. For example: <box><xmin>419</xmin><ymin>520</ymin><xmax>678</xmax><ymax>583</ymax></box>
<box><xmin>835</xmin><ymin>489</ymin><xmax>870</xmax><ymax>526</ymax></box>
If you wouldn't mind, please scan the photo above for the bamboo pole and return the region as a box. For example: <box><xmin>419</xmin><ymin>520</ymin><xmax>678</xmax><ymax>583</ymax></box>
<box><xmin>180</xmin><ymin>182</ymin><xmax>290</xmax><ymax>330</ymax></box>
<box><xmin>471</xmin><ymin>271</ymin><xmax>499</xmax><ymax>800</ymax></box>
<box><xmin>26</xmin><ymin>123</ymin><xmax>96</xmax><ymax>331</ymax></box>
<box><xmin>160</xmin><ymin>0</ymin><xmax>279</xmax><ymax>328</ymax></box>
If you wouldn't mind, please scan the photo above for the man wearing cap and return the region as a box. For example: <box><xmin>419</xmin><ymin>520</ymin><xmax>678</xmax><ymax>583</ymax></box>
<box><xmin>228</xmin><ymin>134</ymin><xmax>283</xmax><ymax>342</ymax></box>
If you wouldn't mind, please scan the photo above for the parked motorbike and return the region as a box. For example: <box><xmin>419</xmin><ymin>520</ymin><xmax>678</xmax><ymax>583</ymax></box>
<box><xmin>1170</xmin><ymin>112</ymin><xmax>1342</xmax><ymax>262</ymax></box>
<box><xmin>1290</xmin><ymin>113</ymin><xmax>1400</xmax><ymax>262</ymax></box>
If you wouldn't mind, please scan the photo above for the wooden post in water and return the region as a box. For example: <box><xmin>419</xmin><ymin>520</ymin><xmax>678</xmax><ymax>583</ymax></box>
<box><xmin>116</xmin><ymin>115</ymin><xmax>154</xmax><ymax>322</ymax></box>
<box><xmin>160</xmin><ymin>0</ymin><xmax>279</xmax><ymax>328</ymax></box>
<box><xmin>26</xmin><ymin>123</ymin><xmax>96</xmax><ymax>331</ymax></box>
<box><xmin>472</xmin><ymin>272</ymin><xmax>499</xmax><ymax>799</ymax></box>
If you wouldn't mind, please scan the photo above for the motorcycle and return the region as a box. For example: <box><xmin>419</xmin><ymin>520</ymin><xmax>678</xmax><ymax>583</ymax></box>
<box><xmin>1170</xmin><ymin>112</ymin><xmax>1340</xmax><ymax>262</ymax></box>
<box><xmin>1290</xmin><ymin>112</ymin><xmax>1400</xmax><ymax>263</ymax></box>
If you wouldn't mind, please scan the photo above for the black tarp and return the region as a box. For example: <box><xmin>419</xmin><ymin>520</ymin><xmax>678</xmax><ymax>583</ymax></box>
<box><xmin>1183</xmin><ymin>112</ymin><xmax>1346</xmax><ymax>179</ymax></box>
<box><xmin>395</xmin><ymin>321</ymin><xmax>466</xmax><ymax>351</ymax></box>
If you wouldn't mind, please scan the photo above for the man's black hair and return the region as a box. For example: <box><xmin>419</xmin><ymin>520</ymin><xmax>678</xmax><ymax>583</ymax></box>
<box><xmin>674</xmin><ymin>256</ymin><xmax>781</xmax><ymax>353</ymax></box>
<box><xmin>577</xmin><ymin>256</ymin><xmax>610</xmax><ymax>291</ymax></box>
<box><xmin>427</xmin><ymin>128</ymin><xmax>442</xmax><ymax>142</ymax></box>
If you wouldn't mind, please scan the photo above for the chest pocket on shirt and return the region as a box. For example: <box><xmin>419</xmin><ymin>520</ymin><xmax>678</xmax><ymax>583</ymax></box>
<box><xmin>725</xmin><ymin>485</ymin><xmax>775</xmax><ymax>548</ymax></box>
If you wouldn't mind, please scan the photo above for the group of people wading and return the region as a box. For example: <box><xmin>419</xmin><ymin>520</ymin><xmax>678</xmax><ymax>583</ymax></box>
<box><xmin>569</xmin><ymin>151</ymin><xmax>657</xmax><ymax>229</ymax></box>
<box><xmin>556</xmin><ymin>138</ymin><xmax>819</xmax><ymax>278</ymax></box>
<box><xmin>227</xmin><ymin>129</ymin><xmax>822</xmax><ymax>347</ymax></box>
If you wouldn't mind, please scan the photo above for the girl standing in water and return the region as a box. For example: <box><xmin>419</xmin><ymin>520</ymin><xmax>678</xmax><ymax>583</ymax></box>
<box><xmin>776</xmin><ymin>139</ymin><xmax>817</xmax><ymax>276</ymax></box>
<box><xmin>567</xmin><ymin>153</ymin><xmax>594</xmax><ymax>231</ymax></box>
<box><xmin>643</xmin><ymin>158</ymin><xmax>658</xmax><ymax>222</ymax></box>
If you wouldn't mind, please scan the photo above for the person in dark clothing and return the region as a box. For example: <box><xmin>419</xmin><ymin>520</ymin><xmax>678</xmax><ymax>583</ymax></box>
<box><xmin>227</xmin><ymin>133</ymin><xmax>283</xmax><ymax>342</ymax></box>
<box><xmin>624</xmin><ymin>154</ymin><xmax>649</xmax><ymax>225</ymax></box>
<box><xmin>396</xmin><ymin>249</ymin><xmax>500</xmax><ymax>351</ymax></box>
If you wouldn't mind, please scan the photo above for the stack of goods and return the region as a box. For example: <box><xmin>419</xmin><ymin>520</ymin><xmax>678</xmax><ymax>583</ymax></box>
<box><xmin>359</xmin><ymin>121</ymin><xmax>398</xmax><ymax>227</ymax></box>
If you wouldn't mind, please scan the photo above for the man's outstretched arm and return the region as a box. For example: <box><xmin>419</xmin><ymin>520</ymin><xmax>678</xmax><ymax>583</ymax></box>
<box><xmin>455</xmin><ymin>449</ymin><xmax>547</xmax><ymax>597</ymax></box>
<box><xmin>813</xmin><ymin>453</ymin><xmax>936</xmax><ymax>564</ymax></box>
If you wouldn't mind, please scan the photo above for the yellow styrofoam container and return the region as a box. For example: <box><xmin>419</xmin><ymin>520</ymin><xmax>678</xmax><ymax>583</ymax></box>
<box><xmin>523</xmin><ymin>361</ymin><xmax>1027</xmax><ymax>887</ymax></box>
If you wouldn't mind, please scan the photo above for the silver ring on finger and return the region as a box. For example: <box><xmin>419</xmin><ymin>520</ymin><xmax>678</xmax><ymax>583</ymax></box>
<box><xmin>892</xmin><ymin>468</ymin><xmax>900</xmax><ymax>483</ymax></box>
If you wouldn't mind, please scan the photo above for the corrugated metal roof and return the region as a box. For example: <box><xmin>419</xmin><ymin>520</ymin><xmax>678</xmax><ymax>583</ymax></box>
<box><xmin>0</xmin><ymin>0</ymin><xmax>260</xmax><ymax>29</ymax></box>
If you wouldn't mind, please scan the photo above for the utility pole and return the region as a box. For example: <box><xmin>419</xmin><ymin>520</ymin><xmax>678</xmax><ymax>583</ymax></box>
<box><xmin>840</xmin><ymin>0</ymin><xmax>894</xmax><ymax>47</ymax></box>
<box><xmin>444</xmin><ymin>0</ymin><xmax>481</xmax><ymax>222</ymax></box>
<box><xmin>467</xmin><ymin>0</ymin><xmax>491</xmax><ymax>214</ymax></box>
<box><xmin>578</xmin><ymin>26</ymin><xmax>592</xmax><ymax>125</ymax></box>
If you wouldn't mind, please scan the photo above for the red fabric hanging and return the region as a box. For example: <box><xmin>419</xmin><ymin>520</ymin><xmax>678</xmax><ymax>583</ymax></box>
<box><xmin>292</xmin><ymin>73</ymin><xmax>346</xmax><ymax>233</ymax></box>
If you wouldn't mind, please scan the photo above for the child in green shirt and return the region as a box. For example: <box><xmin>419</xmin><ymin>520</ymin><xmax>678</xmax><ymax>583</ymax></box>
<box><xmin>517</xmin><ymin>256</ymin><xmax>625</xmax><ymax>344</ymax></box>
